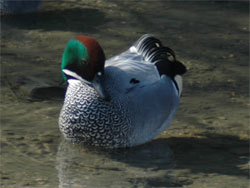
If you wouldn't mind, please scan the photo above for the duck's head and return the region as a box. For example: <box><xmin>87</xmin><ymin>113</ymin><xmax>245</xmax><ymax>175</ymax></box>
<box><xmin>61</xmin><ymin>36</ymin><xmax>110</xmax><ymax>100</ymax></box>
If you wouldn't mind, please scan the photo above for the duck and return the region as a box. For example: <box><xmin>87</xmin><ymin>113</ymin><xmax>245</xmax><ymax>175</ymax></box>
<box><xmin>59</xmin><ymin>34</ymin><xmax>186</xmax><ymax>148</ymax></box>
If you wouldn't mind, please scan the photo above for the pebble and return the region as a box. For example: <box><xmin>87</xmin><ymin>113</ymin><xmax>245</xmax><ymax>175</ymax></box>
<box><xmin>218</xmin><ymin>116</ymin><xmax>227</xmax><ymax>120</ymax></box>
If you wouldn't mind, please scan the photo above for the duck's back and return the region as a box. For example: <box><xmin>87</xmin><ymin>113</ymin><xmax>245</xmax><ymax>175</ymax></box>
<box><xmin>103</xmin><ymin>38</ymin><xmax>180</xmax><ymax>146</ymax></box>
<box><xmin>105</xmin><ymin>47</ymin><xmax>161</xmax><ymax>93</ymax></box>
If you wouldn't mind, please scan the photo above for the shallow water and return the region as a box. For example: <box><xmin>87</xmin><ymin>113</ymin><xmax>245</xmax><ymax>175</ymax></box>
<box><xmin>1</xmin><ymin>1</ymin><xmax>249</xmax><ymax>187</ymax></box>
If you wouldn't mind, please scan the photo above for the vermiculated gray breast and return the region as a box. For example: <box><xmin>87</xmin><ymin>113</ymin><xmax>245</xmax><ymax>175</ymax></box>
<box><xmin>59</xmin><ymin>82</ymin><xmax>132</xmax><ymax>148</ymax></box>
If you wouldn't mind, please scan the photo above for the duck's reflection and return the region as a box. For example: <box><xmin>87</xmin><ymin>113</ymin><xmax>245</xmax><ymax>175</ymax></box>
<box><xmin>56</xmin><ymin>138</ymin><xmax>175</xmax><ymax>188</ymax></box>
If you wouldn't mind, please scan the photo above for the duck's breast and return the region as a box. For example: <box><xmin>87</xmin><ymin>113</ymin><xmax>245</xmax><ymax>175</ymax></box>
<box><xmin>59</xmin><ymin>79</ymin><xmax>132</xmax><ymax>147</ymax></box>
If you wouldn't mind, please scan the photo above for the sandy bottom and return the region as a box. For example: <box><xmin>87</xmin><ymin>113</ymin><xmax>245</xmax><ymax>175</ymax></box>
<box><xmin>1</xmin><ymin>1</ymin><xmax>249</xmax><ymax>187</ymax></box>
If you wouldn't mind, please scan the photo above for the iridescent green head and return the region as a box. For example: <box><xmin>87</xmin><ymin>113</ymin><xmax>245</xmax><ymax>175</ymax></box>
<box><xmin>61</xmin><ymin>36</ymin><xmax>105</xmax><ymax>82</ymax></box>
<box><xmin>61</xmin><ymin>36</ymin><xmax>109</xmax><ymax>100</ymax></box>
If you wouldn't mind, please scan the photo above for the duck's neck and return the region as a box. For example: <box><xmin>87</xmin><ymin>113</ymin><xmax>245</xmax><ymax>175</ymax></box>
<box><xmin>92</xmin><ymin>72</ymin><xmax>111</xmax><ymax>101</ymax></box>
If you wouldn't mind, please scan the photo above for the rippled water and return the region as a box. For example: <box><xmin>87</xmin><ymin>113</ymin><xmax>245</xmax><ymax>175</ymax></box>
<box><xmin>1</xmin><ymin>1</ymin><xmax>249</xmax><ymax>187</ymax></box>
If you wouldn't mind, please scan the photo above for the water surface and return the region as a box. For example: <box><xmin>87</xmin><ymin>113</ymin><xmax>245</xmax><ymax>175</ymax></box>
<box><xmin>1</xmin><ymin>1</ymin><xmax>249</xmax><ymax>187</ymax></box>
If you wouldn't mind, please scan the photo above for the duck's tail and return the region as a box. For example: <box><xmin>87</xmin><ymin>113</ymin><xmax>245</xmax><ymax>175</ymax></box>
<box><xmin>134</xmin><ymin>34</ymin><xmax>187</xmax><ymax>79</ymax></box>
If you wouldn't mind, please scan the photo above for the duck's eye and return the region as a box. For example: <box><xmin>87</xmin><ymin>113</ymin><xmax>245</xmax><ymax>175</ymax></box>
<box><xmin>81</xmin><ymin>58</ymin><xmax>88</xmax><ymax>65</ymax></box>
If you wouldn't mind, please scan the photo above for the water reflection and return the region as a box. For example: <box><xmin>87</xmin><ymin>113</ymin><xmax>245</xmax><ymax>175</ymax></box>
<box><xmin>56</xmin><ymin>138</ymin><xmax>182</xmax><ymax>188</ymax></box>
<box><xmin>56</xmin><ymin>132</ymin><xmax>249</xmax><ymax>187</ymax></box>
